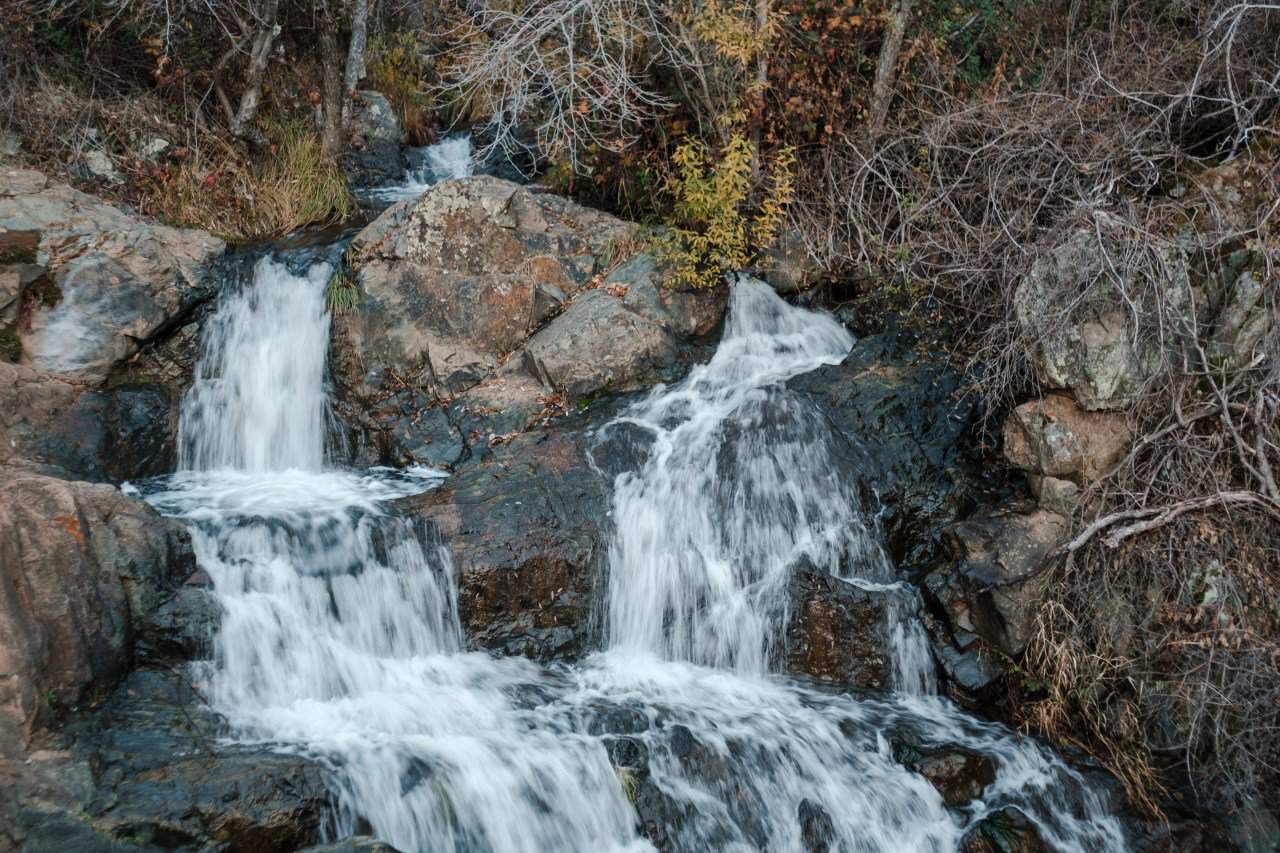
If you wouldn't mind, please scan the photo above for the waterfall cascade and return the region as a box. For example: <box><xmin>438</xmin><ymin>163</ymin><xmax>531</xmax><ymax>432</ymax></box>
<box><xmin>138</xmin><ymin>253</ymin><xmax>1129</xmax><ymax>852</ymax></box>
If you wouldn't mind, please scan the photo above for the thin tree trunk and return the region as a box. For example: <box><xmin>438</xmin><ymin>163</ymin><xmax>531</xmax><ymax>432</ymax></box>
<box><xmin>320</xmin><ymin>26</ymin><xmax>346</xmax><ymax>157</ymax></box>
<box><xmin>341</xmin><ymin>0</ymin><xmax>370</xmax><ymax>127</ymax></box>
<box><xmin>750</xmin><ymin>0</ymin><xmax>771</xmax><ymax>181</ymax></box>
<box><xmin>868</xmin><ymin>0</ymin><xmax>915</xmax><ymax>136</ymax></box>
<box><xmin>224</xmin><ymin>0</ymin><xmax>281</xmax><ymax>146</ymax></box>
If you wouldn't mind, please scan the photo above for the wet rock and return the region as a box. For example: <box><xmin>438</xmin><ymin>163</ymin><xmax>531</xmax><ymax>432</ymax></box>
<box><xmin>344</xmin><ymin>91</ymin><xmax>407</xmax><ymax>188</ymax></box>
<box><xmin>891</xmin><ymin>739</ymin><xmax>996</xmax><ymax>807</ymax></box>
<box><xmin>50</xmin><ymin>668</ymin><xmax>332</xmax><ymax>851</ymax></box>
<box><xmin>0</xmin><ymin>468</ymin><xmax>196</xmax><ymax>748</ymax></box>
<box><xmin>926</xmin><ymin>505</ymin><xmax>1068</xmax><ymax>660</ymax></box>
<box><xmin>783</xmin><ymin>562</ymin><xmax>893</xmax><ymax>690</ymax></box>
<box><xmin>0</xmin><ymin>363</ymin><xmax>179</xmax><ymax>481</ymax></box>
<box><xmin>1014</xmin><ymin>217</ymin><xmax>1192</xmax><ymax>410</ymax></box>
<box><xmin>301</xmin><ymin>838</ymin><xmax>403</xmax><ymax>852</ymax></box>
<box><xmin>0</xmin><ymin>168</ymin><xmax>224</xmax><ymax>383</ymax></box>
<box><xmin>788</xmin><ymin>332</ymin><xmax>984</xmax><ymax>570</ymax></box>
<box><xmin>372</xmin><ymin>389</ymin><xmax>466</xmax><ymax>469</ymax></box>
<box><xmin>522</xmin><ymin>288</ymin><xmax>679</xmax><ymax>399</ymax></box>
<box><xmin>399</xmin><ymin>408</ymin><xmax>617</xmax><ymax>659</ymax></box>
<box><xmin>960</xmin><ymin>806</ymin><xmax>1048</xmax><ymax>853</ymax></box>
<box><xmin>797</xmin><ymin>798</ymin><xmax>836</xmax><ymax>853</ymax></box>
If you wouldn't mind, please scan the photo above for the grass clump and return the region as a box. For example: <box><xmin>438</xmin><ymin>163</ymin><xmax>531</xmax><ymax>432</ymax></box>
<box><xmin>145</xmin><ymin>119</ymin><xmax>354</xmax><ymax>241</ymax></box>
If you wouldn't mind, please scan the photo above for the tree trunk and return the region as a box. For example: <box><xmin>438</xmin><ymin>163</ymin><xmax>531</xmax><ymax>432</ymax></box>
<box><xmin>341</xmin><ymin>0</ymin><xmax>370</xmax><ymax>127</ymax></box>
<box><xmin>868</xmin><ymin>0</ymin><xmax>915</xmax><ymax>136</ymax></box>
<box><xmin>217</xmin><ymin>0</ymin><xmax>281</xmax><ymax>147</ymax></box>
<box><xmin>750</xmin><ymin>0</ymin><xmax>771</xmax><ymax>181</ymax></box>
<box><xmin>320</xmin><ymin>25</ymin><xmax>346</xmax><ymax>157</ymax></box>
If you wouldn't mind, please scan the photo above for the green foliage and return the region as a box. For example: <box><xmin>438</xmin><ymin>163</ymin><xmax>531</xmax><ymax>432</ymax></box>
<box><xmin>660</xmin><ymin>134</ymin><xmax>794</xmax><ymax>289</ymax></box>
<box><xmin>326</xmin><ymin>265</ymin><xmax>359</xmax><ymax>314</ymax></box>
<box><xmin>367</xmin><ymin>31</ymin><xmax>432</xmax><ymax>145</ymax></box>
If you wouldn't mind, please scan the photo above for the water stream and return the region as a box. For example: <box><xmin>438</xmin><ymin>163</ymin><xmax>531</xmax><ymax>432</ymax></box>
<box><xmin>136</xmin><ymin>241</ymin><xmax>1130</xmax><ymax>851</ymax></box>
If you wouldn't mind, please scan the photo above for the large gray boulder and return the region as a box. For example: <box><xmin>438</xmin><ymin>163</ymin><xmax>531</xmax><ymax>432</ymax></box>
<box><xmin>336</xmin><ymin>176</ymin><xmax>638</xmax><ymax>398</ymax></box>
<box><xmin>0</xmin><ymin>169</ymin><xmax>224</xmax><ymax>383</ymax></box>
<box><xmin>1014</xmin><ymin>217</ymin><xmax>1192</xmax><ymax>410</ymax></box>
<box><xmin>522</xmin><ymin>288</ymin><xmax>679</xmax><ymax>399</ymax></box>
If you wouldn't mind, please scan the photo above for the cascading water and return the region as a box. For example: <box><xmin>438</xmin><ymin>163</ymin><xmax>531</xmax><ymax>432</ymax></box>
<box><xmin>366</xmin><ymin>134</ymin><xmax>475</xmax><ymax>203</ymax></box>
<box><xmin>138</xmin><ymin>255</ymin><xmax>1129</xmax><ymax>852</ymax></box>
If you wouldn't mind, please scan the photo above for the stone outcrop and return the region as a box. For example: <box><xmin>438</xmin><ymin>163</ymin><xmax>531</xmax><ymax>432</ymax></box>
<box><xmin>1014</xmin><ymin>216</ymin><xmax>1192</xmax><ymax>411</ymax></box>
<box><xmin>333</xmin><ymin>176</ymin><xmax>729</xmax><ymax>469</ymax></box>
<box><xmin>0</xmin><ymin>169</ymin><xmax>224</xmax><ymax>383</ymax></box>
<box><xmin>1003</xmin><ymin>394</ymin><xmax>1132</xmax><ymax>513</ymax></box>
<box><xmin>0</xmin><ymin>468</ymin><xmax>197</xmax><ymax>750</ymax></box>
<box><xmin>789</xmin><ymin>331</ymin><xmax>984</xmax><ymax>569</ymax></box>
<box><xmin>344</xmin><ymin>90</ymin><xmax>407</xmax><ymax>188</ymax></box>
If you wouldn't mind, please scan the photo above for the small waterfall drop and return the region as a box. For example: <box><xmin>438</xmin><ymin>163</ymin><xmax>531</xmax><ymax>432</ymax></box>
<box><xmin>140</xmin><ymin>259</ymin><xmax>1130</xmax><ymax>853</ymax></box>
<box><xmin>367</xmin><ymin>134</ymin><xmax>475</xmax><ymax>203</ymax></box>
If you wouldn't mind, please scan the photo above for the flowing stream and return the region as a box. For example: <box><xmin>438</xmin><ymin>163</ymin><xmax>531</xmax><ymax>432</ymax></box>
<box><xmin>137</xmin><ymin>246</ymin><xmax>1130</xmax><ymax>851</ymax></box>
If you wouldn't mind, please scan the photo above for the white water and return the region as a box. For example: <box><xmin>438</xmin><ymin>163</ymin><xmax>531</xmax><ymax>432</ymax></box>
<box><xmin>366</xmin><ymin>134</ymin><xmax>474</xmax><ymax>202</ymax></box>
<box><xmin>140</xmin><ymin>259</ymin><xmax>1129</xmax><ymax>852</ymax></box>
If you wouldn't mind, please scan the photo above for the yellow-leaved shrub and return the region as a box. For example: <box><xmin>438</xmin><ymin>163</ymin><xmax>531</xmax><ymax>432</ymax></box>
<box><xmin>661</xmin><ymin>134</ymin><xmax>794</xmax><ymax>289</ymax></box>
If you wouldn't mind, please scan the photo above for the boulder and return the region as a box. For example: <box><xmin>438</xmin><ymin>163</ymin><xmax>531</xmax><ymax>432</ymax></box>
<box><xmin>610</xmin><ymin>252</ymin><xmax>729</xmax><ymax>339</ymax></box>
<box><xmin>891</xmin><ymin>738</ymin><xmax>996</xmax><ymax>807</ymax></box>
<box><xmin>335</xmin><ymin>176</ymin><xmax>638</xmax><ymax>401</ymax></box>
<box><xmin>522</xmin><ymin>288</ymin><xmax>679</xmax><ymax>399</ymax></box>
<box><xmin>0</xmin><ymin>169</ymin><xmax>224</xmax><ymax>383</ymax></box>
<box><xmin>1003</xmin><ymin>394</ymin><xmax>1132</xmax><ymax>486</ymax></box>
<box><xmin>960</xmin><ymin>807</ymin><xmax>1048</xmax><ymax>853</ymax></box>
<box><xmin>333</xmin><ymin>178</ymin><xmax>728</xmax><ymax>458</ymax></box>
<box><xmin>1014</xmin><ymin>218</ymin><xmax>1192</xmax><ymax>410</ymax></box>
<box><xmin>926</xmin><ymin>505</ymin><xmax>1068</xmax><ymax>660</ymax></box>
<box><xmin>0</xmin><ymin>468</ymin><xmax>195</xmax><ymax>750</ymax></box>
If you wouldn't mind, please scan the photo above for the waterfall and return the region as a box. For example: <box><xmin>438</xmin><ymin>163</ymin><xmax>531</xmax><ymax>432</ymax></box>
<box><xmin>139</xmin><ymin>260</ymin><xmax>1129</xmax><ymax>852</ymax></box>
<box><xmin>366</xmin><ymin>134</ymin><xmax>475</xmax><ymax>203</ymax></box>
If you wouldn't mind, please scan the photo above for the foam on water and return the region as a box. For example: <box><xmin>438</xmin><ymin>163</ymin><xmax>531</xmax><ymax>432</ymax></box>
<box><xmin>140</xmin><ymin>257</ymin><xmax>1129</xmax><ymax>852</ymax></box>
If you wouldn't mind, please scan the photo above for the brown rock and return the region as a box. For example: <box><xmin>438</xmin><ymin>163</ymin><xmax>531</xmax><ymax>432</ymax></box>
<box><xmin>783</xmin><ymin>562</ymin><xmax>894</xmax><ymax>690</ymax></box>
<box><xmin>1004</xmin><ymin>394</ymin><xmax>1132</xmax><ymax>484</ymax></box>
<box><xmin>0</xmin><ymin>468</ymin><xmax>194</xmax><ymax>751</ymax></box>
